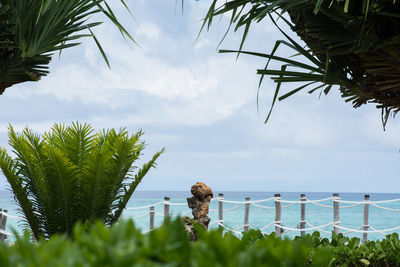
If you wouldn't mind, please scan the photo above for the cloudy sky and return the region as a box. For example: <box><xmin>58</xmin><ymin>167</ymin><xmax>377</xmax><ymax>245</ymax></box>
<box><xmin>0</xmin><ymin>0</ymin><xmax>399</xmax><ymax>193</ymax></box>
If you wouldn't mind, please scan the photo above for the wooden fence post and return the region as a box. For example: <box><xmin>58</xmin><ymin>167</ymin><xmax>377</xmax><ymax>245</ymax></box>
<box><xmin>164</xmin><ymin>197</ymin><xmax>170</xmax><ymax>219</ymax></box>
<box><xmin>275</xmin><ymin>194</ymin><xmax>282</xmax><ymax>237</ymax></box>
<box><xmin>150</xmin><ymin>206</ymin><xmax>155</xmax><ymax>230</ymax></box>
<box><xmin>300</xmin><ymin>194</ymin><xmax>306</xmax><ymax>237</ymax></box>
<box><xmin>244</xmin><ymin>197</ymin><xmax>250</xmax><ymax>232</ymax></box>
<box><xmin>363</xmin><ymin>194</ymin><xmax>370</xmax><ymax>243</ymax></box>
<box><xmin>333</xmin><ymin>193</ymin><xmax>340</xmax><ymax>234</ymax></box>
<box><xmin>218</xmin><ymin>193</ymin><xmax>224</xmax><ymax>229</ymax></box>
<box><xmin>0</xmin><ymin>209</ymin><xmax>7</xmax><ymax>241</ymax></box>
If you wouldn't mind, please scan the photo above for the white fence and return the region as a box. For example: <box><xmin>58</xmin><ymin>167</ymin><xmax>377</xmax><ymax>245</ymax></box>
<box><xmin>2</xmin><ymin>194</ymin><xmax>400</xmax><ymax>242</ymax></box>
<box><xmin>123</xmin><ymin>194</ymin><xmax>400</xmax><ymax>242</ymax></box>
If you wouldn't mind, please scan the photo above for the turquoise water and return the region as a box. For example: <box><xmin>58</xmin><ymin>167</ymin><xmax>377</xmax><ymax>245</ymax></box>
<box><xmin>1</xmin><ymin>191</ymin><xmax>400</xmax><ymax>241</ymax></box>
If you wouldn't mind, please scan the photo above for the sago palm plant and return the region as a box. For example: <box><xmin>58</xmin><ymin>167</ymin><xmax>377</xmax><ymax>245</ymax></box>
<box><xmin>202</xmin><ymin>0</ymin><xmax>400</xmax><ymax>127</ymax></box>
<box><xmin>0</xmin><ymin>122</ymin><xmax>164</xmax><ymax>240</ymax></box>
<box><xmin>0</xmin><ymin>0</ymin><xmax>134</xmax><ymax>94</ymax></box>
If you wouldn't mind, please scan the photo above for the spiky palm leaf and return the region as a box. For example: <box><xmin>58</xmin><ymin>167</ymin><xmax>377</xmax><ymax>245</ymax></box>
<box><xmin>0</xmin><ymin>0</ymin><xmax>135</xmax><ymax>94</ymax></box>
<box><xmin>202</xmin><ymin>0</ymin><xmax>400</xmax><ymax>127</ymax></box>
<box><xmin>0</xmin><ymin>122</ymin><xmax>164</xmax><ymax>239</ymax></box>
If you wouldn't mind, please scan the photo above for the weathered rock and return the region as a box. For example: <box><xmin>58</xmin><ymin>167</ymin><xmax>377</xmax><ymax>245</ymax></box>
<box><xmin>182</xmin><ymin>216</ymin><xmax>199</xmax><ymax>241</ymax></box>
<box><xmin>187</xmin><ymin>182</ymin><xmax>213</xmax><ymax>221</ymax></box>
<box><xmin>183</xmin><ymin>182</ymin><xmax>213</xmax><ymax>241</ymax></box>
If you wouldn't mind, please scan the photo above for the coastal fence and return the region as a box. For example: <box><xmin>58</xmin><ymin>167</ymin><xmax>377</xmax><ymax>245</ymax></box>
<box><xmin>123</xmin><ymin>193</ymin><xmax>400</xmax><ymax>242</ymax></box>
<box><xmin>2</xmin><ymin>193</ymin><xmax>400</xmax><ymax>242</ymax></box>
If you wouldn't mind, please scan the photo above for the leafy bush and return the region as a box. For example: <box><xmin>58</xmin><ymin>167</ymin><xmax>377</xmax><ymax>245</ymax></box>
<box><xmin>0</xmin><ymin>219</ymin><xmax>333</xmax><ymax>267</ymax></box>
<box><xmin>301</xmin><ymin>231</ymin><xmax>400</xmax><ymax>266</ymax></box>
<box><xmin>0</xmin><ymin>123</ymin><xmax>164</xmax><ymax>240</ymax></box>
<box><xmin>1</xmin><ymin>218</ymin><xmax>399</xmax><ymax>266</ymax></box>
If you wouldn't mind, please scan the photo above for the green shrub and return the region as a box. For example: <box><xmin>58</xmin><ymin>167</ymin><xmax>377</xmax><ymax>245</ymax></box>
<box><xmin>1</xmin><ymin>219</ymin><xmax>400</xmax><ymax>266</ymax></box>
<box><xmin>0</xmin><ymin>123</ymin><xmax>164</xmax><ymax>240</ymax></box>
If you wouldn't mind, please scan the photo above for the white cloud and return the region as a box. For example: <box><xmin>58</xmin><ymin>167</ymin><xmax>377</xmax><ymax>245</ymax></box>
<box><xmin>1</xmin><ymin>1</ymin><xmax>400</xmax><ymax>193</ymax></box>
<box><xmin>136</xmin><ymin>22</ymin><xmax>161</xmax><ymax>40</ymax></box>
<box><xmin>195</xmin><ymin>39</ymin><xmax>211</xmax><ymax>49</ymax></box>
<box><xmin>10</xmin><ymin>19</ymin><xmax>261</xmax><ymax>127</ymax></box>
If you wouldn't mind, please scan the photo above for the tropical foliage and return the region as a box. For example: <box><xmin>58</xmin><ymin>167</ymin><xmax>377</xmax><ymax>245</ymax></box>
<box><xmin>202</xmin><ymin>0</ymin><xmax>400</xmax><ymax>126</ymax></box>
<box><xmin>2</xmin><ymin>219</ymin><xmax>400</xmax><ymax>266</ymax></box>
<box><xmin>0</xmin><ymin>0</ymin><xmax>134</xmax><ymax>94</ymax></box>
<box><xmin>0</xmin><ymin>122</ymin><xmax>164</xmax><ymax>240</ymax></box>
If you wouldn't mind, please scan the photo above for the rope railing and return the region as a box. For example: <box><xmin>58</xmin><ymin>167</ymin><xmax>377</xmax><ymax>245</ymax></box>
<box><xmin>282</xmin><ymin>203</ymin><xmax>297</xmax><ymax>208</ymax></box>
<box><xmin>217</xmin><ymin>222</ymin><xmax>242</xmax><ymax>235</ymax></box>
<box><xmin>251</xmin><ymin>197</ymin><xmax>276</xmax><ymax>204</ymax></box>
<box><xmin>168</xmin><ymin>202</ymin><xmax>188</xmax><ymax>206</ymax></box>
<box><xmin>122</xmin><ymin>195</ymin><xmax>400</xmax><ymax>214</ymax></box>
<box><xmin>275</xmin><ymin>197</ymin><xmax>334</xmax><ymax>204</ymax></box>
<box><xmin>335</xmin><ymin>198</ymin><xmax>400</xmax><ymax>204</ymax></box>
<box><xmin>209</xmin><ymin>221</ymin><xmax>219</xmax><ymax>226</ymax></box>
<box><xmin>0</xmin><ymin>229</ymin><xmax>13</xmax><ymax>237</ymax></box>
<box><xmin>369</xmin><ymin>226</ymin><xmax>387</xmax><ymax>236</ymax></box>
<box><xmin>337</xmin><ymin>203</ymin><xmax>363</xmax><ymax>209</ymax></box>
<box><xmin>310</xmin><ymin>202</ymin><xmax>333</xmax><ymax>208</ymax></box>
<box><xmin>0</xmin><ymin>212</ymin><xmax>22</xmax><ymax>220</ymax></box>
<box><xmin>371</xmin><ymin>203</ymin><xmax>400</xmax><ymax>212</ymax></box>
<box><xmin>258</xmin><ymin>221</ymin><xmax>276</xmax><ymax>231</ymax></box>
<box><xmin>173</xmin><ymin>194</ymin><xmax>400</xmax><ymax>241</ymax></box>
<box><xmin>218</xmin><ymin>199</ymin><xmax>248</xmax><ymax>204</ymax></box>
<box><xmin>250</xmin><ymin>202</ymin><xmax>275</xmax><ymax>210</ymax></box>
<box><xmin>154</xmin><ymin>211</ymin><xmax>164</xmax><ymax>217</ymax></box>
<box><xmin>131</xmin><ymin>213</ymin><xmax>149</xmax><ymax>220</ymax></box>
<box><xmin>305</xmin><ymin>222</ymin><xmax>332</xmax><ymax>234</ymax></box>
<box><xmin>2</xmin><ymin>193</ymin><xmax>400</xmax><ymax>242</ymax></box>
<box><xmin>125</xmin><ymin>201</ymin><xmax>164</xmax><ymax>210</ymax></box>
<box><xmin>274</xmin><ymin>222</ymin><xmax>335</xmax><ymax>233</ymax></box>
<box><xmin>334</xmin><ymin>225</ymin><xmax>400</xmax><ymax>234</ymax></box>
<box><xmin>223</xmin><ymin>205</ymin><xmax>243</xmax><ymax>212</ymax></box>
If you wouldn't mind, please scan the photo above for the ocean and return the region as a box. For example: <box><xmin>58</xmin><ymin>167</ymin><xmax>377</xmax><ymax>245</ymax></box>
<box><xmin>1</xmin><ymin>191</ymin><xmax>400</xmax><ymax>241</ymax></box>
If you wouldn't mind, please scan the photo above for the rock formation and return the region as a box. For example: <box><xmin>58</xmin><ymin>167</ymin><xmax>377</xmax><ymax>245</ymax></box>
<box><xmin>183</xmin><ymin>182</ymin><xmax>213</xmax><ymax>241</ymax></box>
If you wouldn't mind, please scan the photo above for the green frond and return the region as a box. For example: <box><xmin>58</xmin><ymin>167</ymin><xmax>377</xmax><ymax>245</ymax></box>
<box><xmin>0</xmin><ymin>0</ymin><xmax>135</xmax><ymax>94</ymax></box>
<box><xmin>203</xmin><ymin>0</ymin><xmax>400</xmax><ymax>126</ymax></box>
<box><xmin>111</xmin><ymin>148</ymin><xmax>165</xmax><ymax>224</ymax></box>
<box><xmin>1</xmin><ymin>123</ymin><xmax>163</xmax><ymax>239</ymax></box>
<box><xmin>0</xmin><ymin>147</ymin><xmax>43</xmax><ymax>240</ymax></box>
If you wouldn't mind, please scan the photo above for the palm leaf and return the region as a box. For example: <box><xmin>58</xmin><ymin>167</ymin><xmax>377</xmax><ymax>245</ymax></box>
<box><xmin>0</xmin><ymin>123</ymin><xmax>164</xmax><ymax>239</ymax></box>
<box><xmin>202</xmin><ymin>0</ymin><xmax>400</xmax><ymax>126</ymax></box>
<box><xmin>0</xmin><ymin>147</ymin><xmax>43</xmax><ymax>240</ymax></box>
<box><xmin>0</xmin><ymin>0</ymin><xmax>135</xmax><ymax>94</ymax></box>
<box><xmin>111</xmin><ymin>148</ymin><xmax>165</xmax><ymax>224</ymax></box>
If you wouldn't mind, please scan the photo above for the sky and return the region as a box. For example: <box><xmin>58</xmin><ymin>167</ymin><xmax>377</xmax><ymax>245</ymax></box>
<box><xmin>0</xmin><ymin>0</ymin><xmax>399</xmax><ymax>193</ymax></box>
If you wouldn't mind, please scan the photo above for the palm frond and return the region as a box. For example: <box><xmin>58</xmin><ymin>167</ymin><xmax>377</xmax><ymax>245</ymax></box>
<box><xmin>202</xmin><ymin>0</ymin><xmax>400</xmax><ymax>127</ymax></box>
<box><xmin>0</xmin><ymin>147</ymin><xmax>43</xmax><ymax>240</ymax></box>
<box><xmin>1</xmin><ymin>123</ymin><xmax>163</xmax><ymax>239</ymax></box>
<box><xmin>0</xmin><ymin>0</ymin><xmax>135</xmax><ymax>94</ymax></box>
<box><xmin>111</xmin><ymin>147</ymin><xmax>165</xmax><ymax>224</ymax></box>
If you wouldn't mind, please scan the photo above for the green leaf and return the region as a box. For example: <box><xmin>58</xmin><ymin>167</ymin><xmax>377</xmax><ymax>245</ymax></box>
<box><xmin>1</xmin><ymin>123</ymin><xmax>164</xmax><ymax>239</ymax></box>
<box><xmin>0</xmin><ymin>0</ymin><xmax>136</xmax><ymax>93</ymax></box>
<box><xmin>359</xmin><ymin>259</ymin><xmax>370</xmax><ymax>265</ymax></box>
<box><xmin>88</xmin><ymin>28</ymin><xmax>110</xmax><ymax>68</ymax></box>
